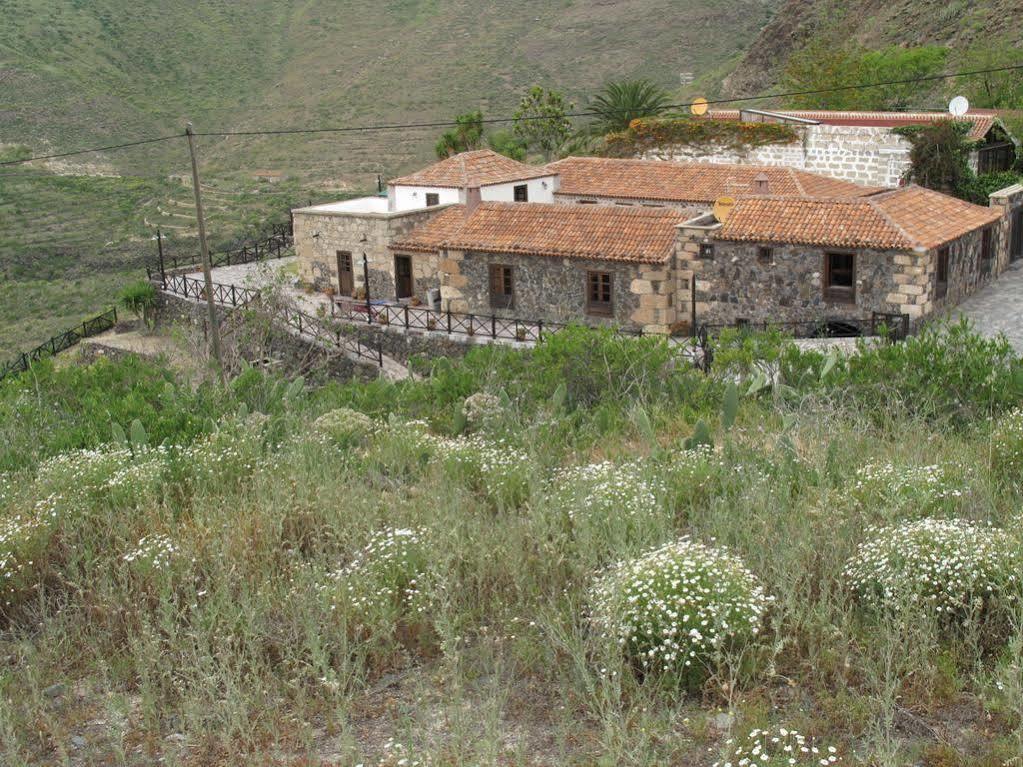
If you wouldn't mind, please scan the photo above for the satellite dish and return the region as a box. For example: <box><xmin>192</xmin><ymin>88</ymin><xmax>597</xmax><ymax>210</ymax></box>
<box><xmin>690</xmin><ymin>97</ymin><xmax>709</xmax><ymax>116</ymax></box>
<box><xmin>948</xmin><ymin>96</ymin><xmax>969</xmax><ymax>116</ymax></box>
<box><xmin>713</xmin><ymin>196</ymin><xmax>736</xmax><ymax>223</ymax></box>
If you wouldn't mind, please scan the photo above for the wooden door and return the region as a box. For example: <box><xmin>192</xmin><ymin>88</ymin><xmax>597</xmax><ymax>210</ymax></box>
<box><xmin>336</xmin><ymin>251</ymin><xmax>354</xmax><ymax>295</ymax></box>
<box><xmin>394</xmin><ymin>255</ymin><xmax>413</xmax><ymax>299</ymax></box>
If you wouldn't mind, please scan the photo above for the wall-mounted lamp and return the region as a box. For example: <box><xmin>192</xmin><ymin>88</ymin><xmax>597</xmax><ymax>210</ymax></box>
<box><xmin>359</xmin><ymin>233</ymin><xmax>368</xmax><ymax>243</ymax></box>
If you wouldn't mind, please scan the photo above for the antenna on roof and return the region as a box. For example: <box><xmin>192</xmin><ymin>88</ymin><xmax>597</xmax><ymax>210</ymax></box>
<box><xmin>690</xmin><ymin>97</ymin><xmax>709</xmax><ymax>116</ymax></box>
<box><xmin>948</xmin><ymin>96</ymin><xmax>970</xmax><ymax>116</ymax></box>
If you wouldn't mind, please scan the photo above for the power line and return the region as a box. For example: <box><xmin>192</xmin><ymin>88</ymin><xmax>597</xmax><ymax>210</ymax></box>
<box><xmin>1</xmin><ymin>63</ymin><xmax>1021</xmax><ymax>168</ymax></box>
<box><xmin>0</xmin><ymin>134</ymin><xmax>182</xmax><ymax>168</ymax></box>
<box><xmin>193</xmin><ymin>63</ymin><xmax>1023</xmax><ymax>137</ymax></box>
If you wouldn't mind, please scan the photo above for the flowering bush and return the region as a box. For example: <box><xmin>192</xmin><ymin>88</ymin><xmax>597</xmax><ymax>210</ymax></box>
<box><xmin>844</xmin><ymin>518</ymin><xmax>1020</xmax><ymax>618</ymax></box>
<box><xmin>590</xmin><ymin>537</ymin><xmax>770</xmax><ymax>682</ymax></box>
<box><xmin>34</xmin><ymin>447</ymin><xmax>134</xmax><ymax>497</ymax></box>
<box><xmin>662</xmin><ymin>445</ymin><xmax>724</xmax><ymax>508</ymax></box>
<box><xmin>439</xmin><ymin>434</ymin><xmax>532</xmax><ymax>507</ymax></box>
<box><xmin>0</xmin><ymin>510</ymin><xmax>53</xmax><ymax>610</ymax></box>
<box><xmin>714</xmin><ymin>728</ymin><xmax>840</xmax><ymax>767</ymax></box>
<box><xmin>991</xmin><ymin>408</ymin><xmax>1023</xmax><ymax>482</ymax></box>
<box><xmin>171</xmin><ymin>414</ymin><xmax>268</xmax><ymax>490</ymax></box>
<box><xmin>553</xmin><ymin>461</ymin><xmax>663</xmax><ymax>521</ymax></box>
<box><xmin>462</xmin><ymin>391</ymin><xmax>502</xmax><ymax>430</ymax></box>
<box><xmin>318</xmin><ymin>527</ymin><xmax>432</xmax><ymax>628</ymax></box>
<box><xmin>312</xmin><ymin>407</ymin><xmax>375</xmax><ymax>446</ymax></box>
<box><xmin>850</xmin><ymin>460</ymin><xmax>965</xmax><ymax>511</ymax></box>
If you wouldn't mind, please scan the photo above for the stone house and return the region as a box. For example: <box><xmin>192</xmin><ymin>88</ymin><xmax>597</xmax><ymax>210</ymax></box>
<box><xmin>650</xmin><ymin>109</ymin><xmax>1018</xmax><ymax>188</ymax></box>
<box><xmin>292</xmin><ymin>150</ymin><xmax>558</xmax><ymax>303</ymax></box>
<box><xmin>677</xmin><ymin>185</ymin><xmax>1006</xmax><ymax>327</ymax></box>
<box><xmin>292</xmin><ymin>149</ymin><xmax>1023</xmax><ymax>335</ymax></box>
<box><xmin>388</xmin><ymin>200</ymin><xmax>686</xmax><ymax>333</ymax></box>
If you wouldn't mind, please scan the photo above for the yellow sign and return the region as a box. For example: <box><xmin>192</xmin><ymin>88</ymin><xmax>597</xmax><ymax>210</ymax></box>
<box><xmin>690</xmin><ymin>97</ymin><xmax>709</xmax><ymax>116</ymax></box>
<box><xmin>713</xmin><ymin>196</ymin><xmax>735</xmax><ymax>223</ymax></box>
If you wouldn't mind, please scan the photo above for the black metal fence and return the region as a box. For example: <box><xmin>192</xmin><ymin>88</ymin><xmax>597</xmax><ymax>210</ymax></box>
<box><xmin>0</xmin><ymin>308</ymin><xmax>118</xmax><ymax>382</ymax></box>
<box><xmin>160</xmin><ymin>275</ymin><xmax>383</xmax><ymax>367</ymax></box>
<box><xmin>332</xmin><ymin>297</ymin><xmax>571</xmax><ymax>343</ymax></box>
<box><xmin>145</xmin><ymin>221</ymin><xmax>293</xmax><ymax>280</ymax></box>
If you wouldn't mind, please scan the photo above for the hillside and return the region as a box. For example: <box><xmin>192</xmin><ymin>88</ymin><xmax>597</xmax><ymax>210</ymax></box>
<box><xmin>0</xmin><ymin>0</ymin><xmax>781</xmax><ymax>183</ymax></box>
<box><xmin>0</xmin><ymin>0</ymin><xmax>781</xmax><ymax>357</ymax></box>
<box><xmin>724</xmin><ymin>0</ymin><xmax>1023</xmax><ymax>98</ymax></box>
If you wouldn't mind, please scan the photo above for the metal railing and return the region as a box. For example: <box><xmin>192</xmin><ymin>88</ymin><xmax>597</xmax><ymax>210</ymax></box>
<box><xmin>145</xmin><ymin>221</ymin><xmax>293</xmax><ymax>280</ymax></box>
<box><xmin>160</xmin><ymin>275</ymin><xmax>383</xmax><ymax>367</ymax></box>
<box><xmin>0</xmin><ymin>308</ymin><xmax>118</xmax><ymax>382</ymax></box>
<box><xmin>332</xmin><ymin>296</ymin><xmax>570</xmax><ymax>343</ymax></box>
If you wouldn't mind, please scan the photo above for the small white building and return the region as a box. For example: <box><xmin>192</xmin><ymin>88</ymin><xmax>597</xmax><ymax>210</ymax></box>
<box><xmin>387</xmin><ymin>149</ymin><xmax>559</xmax><ymax>211</ymax></box>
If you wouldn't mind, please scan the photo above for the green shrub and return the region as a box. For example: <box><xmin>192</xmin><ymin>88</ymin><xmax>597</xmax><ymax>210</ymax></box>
<box><xmin>844</xmin><ymin>519</ymin><xmax>1021</xmax><ymax>621</ymax></box>
<box><xmin>782</xmin><ymin>320</ymin><xmax>1023</xmax><ymax>423</ymax></box>
<box><xmin>590</xmin><ymin>536</ymin><xmax>770</xmax><ymax>685</ymax></box>
<box><xmin>119</xmin><ymin>280</ymin><xmax>157</xmax><ymax>328</ymax></box>
<box><xmin>311</xmin><ymin>407</ymin><xmax>375</xmax><ymax>448</ymax></box>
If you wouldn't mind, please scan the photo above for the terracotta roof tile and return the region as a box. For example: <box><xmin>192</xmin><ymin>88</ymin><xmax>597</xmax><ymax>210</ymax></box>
<box><xmin>388</xmin><ymin>149</ymin><xmax>552</xmax><ymax>188</ymax></box>
<box><xmin>391</xmin><ymin>202</ymin><xmax>685</xmax><ymax>263</ymax></box>
<box><xmin>705</xmin><ymin>109</ymin><xmax>1000</xmax><ymax>141</ymax></box>
<box><xmin>547</xmin><ymin>156</ymin><xmax>878</xmax><ymax>203</ymax></box>
<box><xmin>717</xmin><ymin>186</ymin><xmax>1002</xmax><ymax>251</ymax></box>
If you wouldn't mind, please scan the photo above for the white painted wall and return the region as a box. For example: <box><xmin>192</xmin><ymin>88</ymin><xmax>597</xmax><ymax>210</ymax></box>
<box><xmin>390</xmin><ymin>185</ymin><xmax>461</xmax><ymax>212</ymax></box>
<box><xmin>480</xmin><ymin>176</ymin><xmax>558</xmax><ymax>203</ymax></box>
<box><xmin>389</xmin><ymin>175</ymin><xmax>558</xmax><ymax>211</ymax></box>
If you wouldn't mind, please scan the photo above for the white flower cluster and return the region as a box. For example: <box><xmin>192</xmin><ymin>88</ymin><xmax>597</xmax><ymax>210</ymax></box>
<box><xmin>844</xmin><ymin>518</ymin><xmax>1020</xmax><ymax>615</ymax></box>
<box><xmin>439</xmin><ymin>434</ymin><xmax>531</xmax><ymax>500</ymax></box>
<box><xmin>462</xmin><ymin>391</ymin><xmax>502</xmax><ymax>429</ymax></box>
<box><xmin>851</xmin><ymin>461</ymin><xmax>964</xmax><ymax>505</ymax></box>
<box><xmin>123</xmin><ymin>534</ymin><xmax>179</xmax><ymax>571</ymax></box>
<box><xmin>552</xmin><ymin>461</ymin><xmax>664</xmax><ymax>521</ymax></box>
<box><xmin>991</xmin><ymin>408</ymin><xmax>1023</xmax><ymax>479</ymax></box>
<box><xmin>312</xmin><ymin>407</ymin><xmax>375</xmax><ymax>443</ymax></box>
<box><xmin>35</xmin><ymin>447</ymin><xmax>134</xmax><ymax>493</ymax></box>
<box><xmin>591</xmin><ymin>537</ymin><xmax>770</xmax><ymax>674</ymax></box>
<box><xmin>0</xmin><ymin>472</ymin><xmax>13</xmax><ymax>506</ymax></box>
<box><xmin>714</xmin><ymin>728</ymin><xmax>839</xmax><ymax>767</ymax></box>
<box><xmin>320</xmin><ymin>527</ymin><xmax>429</xmax><ymax>615</ymax></box>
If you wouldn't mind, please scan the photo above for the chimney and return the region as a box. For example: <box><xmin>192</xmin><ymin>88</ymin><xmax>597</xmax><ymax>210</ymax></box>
<box><xmin>753</xmin><ymin>172</ymin><xmax>770</xmax><ymax>195</ymax></box>
<box><xmin>464</xmin><ymin>185</ymin><xmax>482</xmax><ymax>216</ymax></box>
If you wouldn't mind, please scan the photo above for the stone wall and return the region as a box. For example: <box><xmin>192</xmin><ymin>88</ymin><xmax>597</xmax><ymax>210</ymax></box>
<box><xmin>438</xmin><ymin>249</ymin><xmax>673</xmax><ymax>332</ymax></box>
<box><xmin>677</xmin><ymin>215</ymin><xmax>1009</xmax><ymax>327</ymax></box>
<box><xmin>647</xmin><ymin>124</ymin><xmax>912</xmax><ymax>188</ymax></box>
<box><xmin>293</xmin><ymin>206</ymin><xmax>446</xmax><ymax>304</ymax></box>
<box><xmin>990</xmin><ymin>183</ymin><xmax>1023</xmax><ymax>264</ymax></box>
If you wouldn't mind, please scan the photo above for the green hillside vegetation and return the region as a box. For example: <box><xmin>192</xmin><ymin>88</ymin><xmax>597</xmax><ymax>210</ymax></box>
<box><xmin>2</xmin><ymin>323</ymin><xmax>1023</xmax><ymax>764</ymax></box>
<box><xmin>0</xmin><ymin>0</ymin><xmax>781</xmax><ymax>357</ymax></box>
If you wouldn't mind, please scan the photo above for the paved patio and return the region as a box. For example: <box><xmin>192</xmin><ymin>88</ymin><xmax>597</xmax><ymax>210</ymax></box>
<box><xmin>953</xmin><ymin>261</ymin><xmax>1023</xmax><ymax>351</ymax></box>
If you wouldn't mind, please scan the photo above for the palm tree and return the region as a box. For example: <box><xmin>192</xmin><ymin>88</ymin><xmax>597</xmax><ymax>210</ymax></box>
<box><xmin>586</xmin><ymin>79</ymin><xmax>672</xmax><ymax>137</ymax></box>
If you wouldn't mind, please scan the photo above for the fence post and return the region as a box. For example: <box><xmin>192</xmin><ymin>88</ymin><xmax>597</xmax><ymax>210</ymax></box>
<box><xmin>447</xmin><ymin>308</ymin><xmax>452</xmax><ymax>334</ymax></box>
<box><xmin>404</xmin><ymin>305</ymin><xmax>409</xmax><ymax>330</ymax></box>
<box><xmin>491</xmin><ymin>314</ymin><xmax>496</xmax><ymax>339</ymax></box>
<box><xmin>377</xmin><ymin>343</ymin><xmax>383</xmax><ymax>367</ymax></box>
<box><xmin>537</xmin><ymin>319</ymin><xmax>543</xmax><ymax>342</ymax></box>
<box><xmin>230</xmin><ymin>285</ymin><xmax>237</xmax><ymax>306</ymax></box>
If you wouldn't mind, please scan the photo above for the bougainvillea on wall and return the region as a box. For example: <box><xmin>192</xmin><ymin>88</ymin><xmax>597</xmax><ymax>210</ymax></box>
<box><xmin>602</xmin><ymin>117</ymin><xmax>800</xmax><ymax>158</ymax></box>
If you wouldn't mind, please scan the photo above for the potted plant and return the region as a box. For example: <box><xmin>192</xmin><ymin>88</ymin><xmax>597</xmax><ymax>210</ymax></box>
<box><xmin>515</xmin><ymin>326</ymin><xmax>527</xmax><ymax>342</ymax></box>
<box><xmin>409</xmin><ymin>295</ymin><xmax>422</xmax><ymax>307</ymax></box>
<box><xmin>426</xmin><ymin>316</ymin><xmax>438</xmax><ymax>331</ymax></box>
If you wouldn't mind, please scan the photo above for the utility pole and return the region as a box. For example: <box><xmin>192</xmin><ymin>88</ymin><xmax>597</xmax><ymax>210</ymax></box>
<box><xmin>185</xmin><ymin>122</ymin><xmax>226</xmax><ymax>384</ymax></box>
